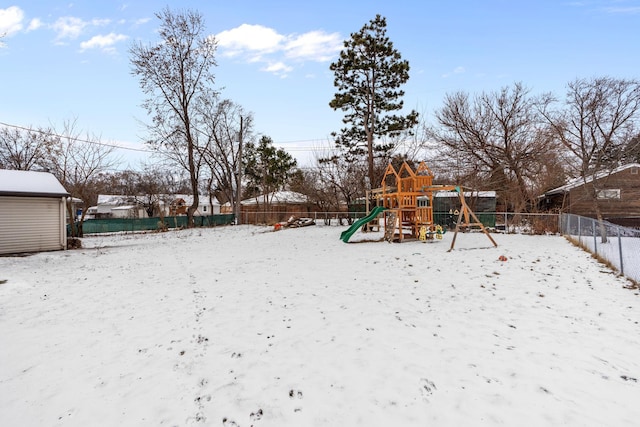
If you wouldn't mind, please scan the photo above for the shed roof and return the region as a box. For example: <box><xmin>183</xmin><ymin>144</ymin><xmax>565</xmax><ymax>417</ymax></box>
<box><xmin>434</xmin><ymin>191</ymin><xmax>496</xmax><ymax>198</ymax></box>
<box><xmin>0</xmin><ymin>169</ymin><xmax>69</xmax><ymax>197</ymax></box>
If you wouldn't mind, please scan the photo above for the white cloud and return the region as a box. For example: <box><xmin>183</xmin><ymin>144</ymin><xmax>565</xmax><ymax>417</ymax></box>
<box><xmin>51</xmin><ymin>16</ymin><xmax>88</xmax><ymax>41</ymax></box>
<box><xmin>442</xmin><ymin>66</ymin><xmax>466</xmax><ymax>78</ymax></box>
<box><xmin>284</xmin><ymin>30</ymin><xmax>342</xmax><ymax>62</ymax></box>
<box><xmin>91</xmin><ymin>18</ymin><xmax>111</xmax><ymax>27</ymax></box>
<box><xmin>261</xmin><ymin>61</ymin><xmax>293</xmax><ymax>77</ymax></box>
<box><xmin>80</xmin><ymin>32</ymin><xmax>128</xmax><ymax>53</ymax></box>
<box><xmin>569</xmin><ymin>1</ymin><xmax>640</xmax><ymax>15</ymax></box>
<box><xmin>0</xmin><ymin>6</ymin><xmax>24</xmax><ymax>37</ymax></box>
<box><xmin>604</xmin><ymin>6</ymin><xmax>640</xmax><ymax>14</ymax></box>
<box><xmin>134</xmin><ymin>17</ymin><xmax>151</xmax><ymax>26</ymax></box>
<box><xmin>27</xmin><ymin>18</ymin><xmax>42</xmax><ymax>32</ymax></box>
<box><xmin>216</xmin><ymin>24</ymin><xmax>342</xmax><ymax>76</ymax></box>
<box><xmin>51</xmin><ymin>16</ymin><xmax>110</xmax><ymax>43</ymax></box>
<box><xmin>217</xmin><ymin>24</ymin><xmax>285</xmax><ymax>55</ymax></box>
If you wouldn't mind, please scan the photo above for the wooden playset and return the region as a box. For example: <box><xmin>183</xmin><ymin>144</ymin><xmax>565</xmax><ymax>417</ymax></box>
<box><xmin>365</xmin><ymin>161</ymin><xmax>497</xmax><ymax>250</ymax></box>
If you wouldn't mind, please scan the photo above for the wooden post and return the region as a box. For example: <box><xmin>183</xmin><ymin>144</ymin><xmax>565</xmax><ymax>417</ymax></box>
<box><xmin>448</xmin><ymin>189</ymin><xmax>498</xmax><ymax>251</ymax></box>
<box><xmin>235</xmin><ymin>116</ymin><xmax>243</xmax><ymax>225</ymax></box>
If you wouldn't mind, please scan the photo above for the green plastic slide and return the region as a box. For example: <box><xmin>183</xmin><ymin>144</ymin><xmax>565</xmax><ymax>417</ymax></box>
<box><xmin>340</xmin><ymin>206</ymin><xmax>387</xmax><ymax>243</ymax></box>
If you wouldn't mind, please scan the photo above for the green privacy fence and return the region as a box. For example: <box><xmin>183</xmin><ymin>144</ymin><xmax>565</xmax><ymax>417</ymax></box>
<box><xmin>72</xmin><ymin>214</ymin><xmax>235</xmax><ymax>235</ymax></box>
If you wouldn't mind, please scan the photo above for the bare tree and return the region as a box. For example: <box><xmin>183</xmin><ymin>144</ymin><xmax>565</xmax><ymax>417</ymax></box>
<box><xmin>101</xmin><ymin>169</ymin><xmax>143</xmax><ymax>197</ymax></box>
<box><xmin>621</xmin><ymin>132</ymin><xmax>640</xmax><ymax>163</ymax></box>
<box><xmin>0</xmin><ymin>124</ymin><xmax>59</xmax><ymax>171</ymax></box>
<box><xmin>130</xmin><ymin>7</ymin><xmax>217</xmax><ymax>227</ymax></box>
<box><xmin>390</xmin><ymin>111</ymin><xmax>437</xmax><ymax>167</ymax></box>
<box><xmin>539</xmin><ymin>76</ymin><xmax>640</xmax><ymax>239</ymax></box>
<box><xmin>431</xmin><ymin>82</ymin><xmax>562</xmax><ymax>212</ymax></box>
<box><xmin>134</xmin><ymin>163</ymin><xmax>183</xmax><ymax>228</ymax></box>
<box><xmin>316</xmin><ymin>146</ymin><xmax>368</xmax><ymax>211</ymax></box>
<box><xmin>50</xmin><ymin>119</ymin><xmax>119</xmax><ymax>237</ymax></box>
<box><xmin>199</xmin><ymin>98</ymin><xmax>253</xmax><ymax>219</ymax></box>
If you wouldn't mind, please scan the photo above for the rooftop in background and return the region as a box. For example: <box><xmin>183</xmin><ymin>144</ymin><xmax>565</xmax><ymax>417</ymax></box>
<box><xmin>239</xmin><ymin>191</ymin><xmax>309</xmax><ymax>206</ymax></box>
<box><xmin>545</xmin><ymin>163</ymin><xmax>640</xmax><ymax>195</ymax></box>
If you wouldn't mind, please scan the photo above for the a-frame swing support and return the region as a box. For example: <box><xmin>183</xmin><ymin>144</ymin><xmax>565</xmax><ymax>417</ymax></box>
<box><xmin>447</xmin><ymin>188</ymin><xmax>498</xmax><ymax>252</ymax></box>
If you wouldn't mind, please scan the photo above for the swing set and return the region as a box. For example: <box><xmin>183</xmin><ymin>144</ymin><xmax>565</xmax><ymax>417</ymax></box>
<box><xmin>366</xmin><ymin>161</ymin><xmax>497</xmax><ymax>251</ymax></box>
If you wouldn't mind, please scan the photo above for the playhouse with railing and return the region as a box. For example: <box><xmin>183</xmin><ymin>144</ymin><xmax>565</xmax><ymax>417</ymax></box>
<box><xmin>342</xmin><ymin>161</ymin><xmax>497</xmax><ymax>250</ymax></box>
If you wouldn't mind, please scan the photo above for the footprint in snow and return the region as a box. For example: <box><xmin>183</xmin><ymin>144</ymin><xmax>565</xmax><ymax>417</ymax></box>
<box><xmin>289</xmin><ymin>389</ymin><xmax>303</xmax><ymax>413</ymax></box>
<box><xmin>250</xmin><ymin>408</ymin><xmax>263</xmax><ymax>421</ymax></box>
<box><xmin>419</xmin><ymin>378</ymin><xmax>437</xmax><ymax>401</ymax></box>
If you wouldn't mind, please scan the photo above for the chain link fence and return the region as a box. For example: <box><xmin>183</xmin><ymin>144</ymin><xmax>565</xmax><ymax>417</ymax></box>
<box><xmin>242</xmin><ymin>211</ymin><xmax>561</xmax><ymax>233</ymax></box>
<box><xmin>493</xmin><ymin>212</ymin><xmax>559</xmax><ymax>234</ymax></box>
<box><xmin>560</xmin><ymin>213</ymin><xmax>640</xmax><ymax>284</ymax></box>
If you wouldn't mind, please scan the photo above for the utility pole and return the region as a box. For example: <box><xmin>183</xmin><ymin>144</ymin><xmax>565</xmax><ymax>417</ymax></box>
<box><xmin>235</xmin><ymin>116</ymin><xmax>243</xmax><ymax>225</ymax></box>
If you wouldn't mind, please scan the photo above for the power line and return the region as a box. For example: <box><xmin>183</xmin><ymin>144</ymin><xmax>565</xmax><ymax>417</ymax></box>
<box><xmin>0</xmin><ymin>121</ymin><xmax>154</xmax><ymax>153</ymax></box>
<box><xmin>1</xmin><ymin>120</ymin><xmax>430</xmax><ymax>159</ymax></box>
<box><xmin>0</xmin><ymin>120</ymin><xmax>334</xmax><ymax>154</ymax></box>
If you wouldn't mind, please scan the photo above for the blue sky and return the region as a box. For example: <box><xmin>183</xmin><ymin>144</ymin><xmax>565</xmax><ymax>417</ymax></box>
<box><xmin>1</xmin><ymin>0</ymin><xmax>639</xmax><ymax>168</ymax></box>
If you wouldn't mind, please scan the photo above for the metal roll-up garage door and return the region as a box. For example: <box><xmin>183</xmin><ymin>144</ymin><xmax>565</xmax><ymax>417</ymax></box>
<box><xmin>0</xmin><ymin>196</ymin><xmax>65</xmax><ymax>255</ymax></box>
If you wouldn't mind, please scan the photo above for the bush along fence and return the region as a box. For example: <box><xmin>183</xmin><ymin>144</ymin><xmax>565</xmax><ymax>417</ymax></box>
<box><xmin>70</xmin><ymin>214</ymin><xmax>235</xmax><ymax>235</ymax></box>
<box><xmin>560</xmin><ymin>213</ymin><xmax>640</xmax><ymax>284</ymax></box>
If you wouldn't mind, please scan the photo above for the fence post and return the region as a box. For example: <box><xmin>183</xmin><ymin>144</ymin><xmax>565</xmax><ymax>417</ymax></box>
<box><xmin>578</xmin><ymin>216</ymin><xmax>581</xmax><ymax>242</ymax></box>
<box><xmin>617</xmin><ymin>226</ymin><xmax>624</xmax><ymax>276</ymax></box>
<box><xmin>593</xmin><ymin>220</ymin><xmax>597</xmax><ymax>255</ymax></box>
<box><xmin>559</xmin><ymin>214</ymin><xmax>563</xmax><ymax>235</ymax></box>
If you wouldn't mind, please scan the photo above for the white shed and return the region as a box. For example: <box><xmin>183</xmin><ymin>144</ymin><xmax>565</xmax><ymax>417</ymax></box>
<box><xmin>0</xmin><ymin>169</ymin><xmax>70</xmax><ymax>255</ymax></box>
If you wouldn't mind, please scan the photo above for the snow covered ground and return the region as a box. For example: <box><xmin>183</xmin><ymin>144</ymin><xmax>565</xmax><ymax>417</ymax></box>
<box><xmin>1</xmin><ymin>225</ymin><xmax>639</xmax><ymax>427</ymax></box>
<box><xmin>570</xmin><ymin>234</ymin><xmax>640</xmax><ymax>283</ymax></box>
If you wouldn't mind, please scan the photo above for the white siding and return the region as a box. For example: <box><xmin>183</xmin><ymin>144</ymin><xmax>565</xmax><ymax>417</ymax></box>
<box><xmin>0</xmin><ymin>196</ymin><xmax>66</xmax><ymax>255</ymax></box>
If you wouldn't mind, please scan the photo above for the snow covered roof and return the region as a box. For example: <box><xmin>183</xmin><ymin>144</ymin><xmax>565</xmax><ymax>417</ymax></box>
<box><xmin>240</xmin><ymin>191</ymin><xmax>309</xmax><ymax>206</ymax></box>
<box><xmin>0</xmin><ymin>169</ymin><xmax>69</xmax><ymax>198</ymax></box>
<box><xmin>434</xmin><ymin>191</ymin><xmax>496</xmax><ymax>198</ymax></box>
<box><xmin>97</xmin><ymin>195</ymin><xmax>133</xmax><ymax>205</ymax></box>
<box><xmin>174</xmin><ymin>194</ymin><xmax>220</xmax><ymax>206</ymax></box>
<box><xmin>96</xmin><ymin>194</ymin><xmax>220</xmax><ymax>206</ymax></box>
<box><xmin>544</xmin><ymin>163</ymin><xmax>640</xmax><ymax>196</ymax></box>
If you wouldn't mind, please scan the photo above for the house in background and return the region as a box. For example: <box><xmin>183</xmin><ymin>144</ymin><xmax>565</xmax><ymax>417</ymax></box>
<box><xmin>0</xmin><ymin>169</ymin><xmax>69</xmax><ymax>255</ymax></box>
<box><xmin>170</xmin><ymin>195</ymin><xmax>221</xmax><ymax>216</ymax></box>
<box><xmin>540</xmin><ymin>163</ymin><xmax>640</xmax><ymax>227</ymax></box>
<box><xmin>86</xmin><ymin>195</ymin><xmax>146</xmax><ymax>219</ymax></box>
<box><xmin>223</xmin><ymin>190</ymin><xmax>315</xmax><ymax>224</ymax></box>
<box><xmin>88</xmin><ymin>194</ymin><xmax>220</xmax><ymax>219</ymax></box>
